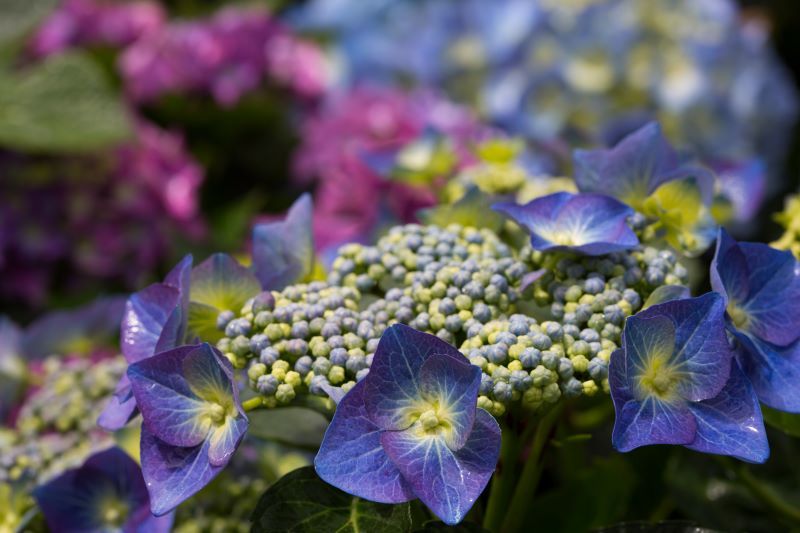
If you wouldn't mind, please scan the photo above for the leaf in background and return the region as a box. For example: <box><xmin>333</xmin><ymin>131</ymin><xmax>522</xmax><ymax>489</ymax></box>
<box><xmin>251</xmin><ymin>466</ymin><xmax>413</xmax><ymax>533</ymax></box>
<box><xmin>595</xmin><ymin>521</ymin><xmax>722</xmax><ymax>533</ymax></box>
<box><xmin>246</xmin><ymin>407</ymin><xmax>329</xmax><ymax>448</ymax></box>
<box><xmin>762</xmin><ymin>405</ymin><xmax>800</xmax><ymax>438</ymax></box>
<box><xmin>413</xmin><ymin>520</ymin><xmax>489</xmax><ymax>532</ymax></box>
<box><xmin>0</xmin><ymin>52</ymin><xmax>132</xmax><ymax>153</ymax></box>
<box><xmin>418</xmin><ymin>187</ymin><xmax>505</xmax><ymax>233</ymax></box>
<box><xmin>0</xmin><ymin>0</ymin><xmax>57</xmax><ymax>48</ymax></box>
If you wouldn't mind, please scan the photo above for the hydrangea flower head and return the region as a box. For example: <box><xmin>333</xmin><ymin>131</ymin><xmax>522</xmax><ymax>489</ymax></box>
<box><xmin>493</xmin><ymin>191</ymin><xmax>639</xmax><ymax>255</ymax></box>
<box><xmin>315</xmin><ymin>324</ymin><xmax>501</xmax><ymax>525</ymax></box>
<box><xmin>128</xmin><ymin>343</ymin><xmax>248</xmax><ymax>515</ymax></box>
<box><xmin>610</xmin><ymin>293</ymin><xmax>768</xmax><ymax>463</ymax></box>
<box><xmin>711</xmin><ymin>228</ymin><xmax>800</xmax><ymax>412</ymax></box>
<box><xmin>33</xmin><ymin>447</ymin><xmax>173</xmax><ymax>532</ymax></box>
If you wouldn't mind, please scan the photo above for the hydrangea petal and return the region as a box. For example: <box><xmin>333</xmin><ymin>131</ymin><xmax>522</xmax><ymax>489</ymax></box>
<box><xmin>190</xmin><ymin>253</ymin><xmax>262</xmax><ymax>312</ymax></box>
<box><xmin>623</xmin><ymin>315</ymin><xmax>676</xmax><ymax>392</ymax></box>
<box><xmin>380</xmin><ymin>409</ymin><xmax>500</xmax><ymax>525</ymax></box>
<box><xmin>418</xmin><ymin>352</ymin><xmax>481</xmax><ymax>450</ymax></box>
<box><xmin>128</xmin><ymin>345</ymin><xmax>214</xmax><ymax>448</ymax></box>
<box><xmin>252</xmin><ymin>194</ymin><xmax>315</xmax><ymax>290</ymax></box>
<box><xmin>611</xmin><ymin>396</ymin><xmax>696</xmax><ymax>453</ymax></box>
<box><xmin>710</xmin><ymin>228</ymin><xmax>750</xmax><ymax>304</ymax></box>
<box><xmin>33</xmin><ymin>447</ymin><xmax>171</xmax><ymax>532</ymax></box>
<box><xmin>736</xmin><ymin>332</ymin><xmax>800</xmax><ymax>413</ymax></box>
<box><xmin>140</xmin><ymin>426</ymin><xmax>224</xmax><ymax>517</ymax></box>
<box><xmin>633</xmin><ymin>293</ymin><xmax>732</xmax><ymax>402</ymax></box>
<box><xmin>121</xmin><ymin>284</ymin><xmax>181</xmax><ymax>364</ymax></box>
<box><xmin>207</xmin><ymin>414</ymin><xmax>249</xmax><ymax>467</ymax></box>
<box><xmin>97</xmin><ymin>374</ymin><xmax>138</xmax><ymax>431</ymax></box>
<box><xmin>158</xmin><ymin>254</ymin><xmax>193</xmax><ymax>350</ymax></box>
<box><xmin>686</xmin><ymin>361</ymin><xmax>769</xmax><ymax>463</ymax></box>
<box><xmin>573</xmin><ymin>122</ymin><xmax>710</xmax><ymax>209</ymax></box>
<box><xmin>493</xmin><ymin>192</ymin><xmax>638</xmax><ymax>256</ymax></box>
<box><xmin>364</xmin><ymin>324</ymin><xmax>455</xmax><ymax>431</ymax></box>
<box><xmin>315</xmin><ymin>380</ymin><xmax>416</xmax><ymax>504</ymax></box>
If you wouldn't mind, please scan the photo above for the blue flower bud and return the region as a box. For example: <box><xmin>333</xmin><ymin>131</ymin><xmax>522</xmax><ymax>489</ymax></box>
<box><xmin>257</xmin><ymin>374</ymin><xmax>279</xmax><ymax>395</ymax></box>
<box><xmin>259</xmin><ymin>347</ymin><xmax>280</xmax><ymax>366</ymax></box>
<box><xmin>249</xmin><ymin>334</ymin><xmax>270</xmax><ymax>354</ymax></box>
<box><xmin>312</xmin><ymin>357</ymin><xmax>332</xmax><ymax>376</ymax></box>
<box><xmin>541</xmin><ymin>351</ymin><xmax>560</xmax><ymax>370</ymax></box>
<box><xmin>329</xmin><ymin>348</ymin><xmax>348</xmax><ymax>366</ymax></box>
<box><xmin>510</xmin><ymin>370</ymin><xmax>533</xmax><ymax>391</ymax></box>
<box><xmin>560</xmin><ymin>377</ymin><xmax>583</xmax><ymax>398</ymax></box>
<box><xmin>216</xmin><ymin>310</ymin><xmax>235</xmax><ymax>331</ymax></box>
<box><xmin>294</xmin><ymin>356</ymin><xmax>313</xmax><ymax>375</ymax></box>
<box><xmin>588</xmin><ymin>358</ymin><xmax>608</xmax><ymax>381</ymax></box>
<box><xmin>493</xmin><ymin>381</ymin><xmax>513</xmax><ymax>402</ymax></box>
<box><xmin>520</xmin><ymin>348</ymin><xmax>541</xmax><ymax>369</ymax></box>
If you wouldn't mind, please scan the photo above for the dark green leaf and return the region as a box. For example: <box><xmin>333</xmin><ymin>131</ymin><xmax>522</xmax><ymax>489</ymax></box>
<box><xmin>246</xmin><ymin>407</ymin><xmax>329</xmax><ymax>448</ymax></box>
<box><xmin>594</xmin><ymin>521</ymin><xmax>722</xmax><ymax>533</ymax></box>
<box><xmin>251</xmin><ymin>466</ymin><xmax>413</xmax><ymax>533</ymax></box>
<box><xmin>0</xmin><ymin>52</ymin><xmax>131</xmax><ymax>152</ymax></box>
<box><xmin>762</xmin><ymin>405</ymin><xmax>800</xmax><ymax>438</ymax></box>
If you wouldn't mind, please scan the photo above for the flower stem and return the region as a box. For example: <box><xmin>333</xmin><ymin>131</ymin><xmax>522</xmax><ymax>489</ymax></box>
<box><xmin>241</xmin><ymin>396</ymin><xmax>264</xmax><ymax>412</ymax></box>
<box><xmin>737</xmin><ymin>465</ymin><xmax>800</xmax><ymax>525</ymax></box>
<box><xmin>500</xmin><ymin>405</ymin><xmax>562</xmax><ymax>533</ymax></box>
<box><xmin>483</xmin><ymin>423</ymin><xmax>520</xmax><ymax>531</ymax></box>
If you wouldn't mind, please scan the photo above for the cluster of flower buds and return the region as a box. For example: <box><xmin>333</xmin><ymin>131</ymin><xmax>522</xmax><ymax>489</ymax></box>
<box><xmin>216</xmin><ymin>222</ymin><xmax>683</xmax><ymax>415</ymax></box>
<box><xmin>0</xmin><ymin>355</ymin><xmax>124</xmax><ymax>491</ymax></box>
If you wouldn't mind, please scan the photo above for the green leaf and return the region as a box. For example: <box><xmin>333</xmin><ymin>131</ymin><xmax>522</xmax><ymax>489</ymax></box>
<box><xmin>595</xmin><ymin>521</ymin><xmax>722</xmax><ymax>533</ymax></box>
<box><xmin>762</xmin><ymin>405</ymin><xmax>800</xmax><ymax>438</ymax></box>
<box><xmin>0</xmin><ymin>0</ymin><xmax>57</xmax><ymax>48</ymax></box>
<box><xmin>246</xmin><ymin>407</ymin><xmax>329</xmax><ymax>448</ymax></box>
<box><xmin>251</xmin><ymin>466</ymin><xmax>413</xmax><ymax>533</ymax></box>
<box><xmin>418</xmin><ymin>187</ymin><xmax>505</xmax><ymax>233</ymax></box>
<box><xmin>0</xmin><ymin>52</ymin><xmax>132</xmax><ymax>152</ymax></box>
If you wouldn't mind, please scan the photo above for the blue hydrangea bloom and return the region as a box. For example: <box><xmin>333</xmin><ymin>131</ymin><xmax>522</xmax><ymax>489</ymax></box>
<box><xmin>610</xmin><ymin>293</ymin><xmax>768</xmax><ymax>463</ymax></box>
<box><xmin>315</xmin><ymin>324</ymin><xmax>501</xmax><ymax>525</ymax></box>
<box><xmin>33</xmin><ymin>447</ymin><xmax>174</xmax><ymax>532</ymax></box>
<box><xmin>251</xmin><ymin>193</ymin><xmax>315</xmax><ymax>290</ymax></box>
<box><xmin>711</xmin><ymin>228</ymin><xmax>800</xmax><ymax>412</ymax></box>
<box><xmin>573</xmin><ymin>122</ymin><xmax>712</xmax><ymax>210</ymax></box>
<box><xmin>128</xmin><ymin>343</ymin><xmax>248</xmax><ymax>515</ymax></box>
<box><xmin>493</xmin><ymin>192</ymin><xmax>638</xmax><ymax>255</ymax></box>
<box><xmin>98</xmin><ymin>255</ymin><xmax>192</xmax><ymax>431</ymax></box>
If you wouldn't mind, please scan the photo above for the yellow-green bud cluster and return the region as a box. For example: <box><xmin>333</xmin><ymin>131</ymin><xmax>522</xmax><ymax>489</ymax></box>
<box><xmin>460</xmin><ymin>315</ymin><xmax>613</xmax><ymax>416</ymax></box>
<box><xmin>523</xmin><ymin>245</ymin><xmax>688</xmax><ymax>343</ymax></box>
<box><xmin>328</xmin><ymin>223</ymin><xmax>513</xmax><ymax>296</ymax></box>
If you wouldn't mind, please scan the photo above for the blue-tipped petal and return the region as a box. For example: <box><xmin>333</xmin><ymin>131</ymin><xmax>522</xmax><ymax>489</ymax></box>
<box><xmin>493</xmin><ymin>192</ymin><xmax>638</xmax><ymax>256</ymax></box>
<box><xmin>157</xmin><ymin>254</ymin><xmax>193</xmax><ymax>350</ymax></box>
<box><xmin>140</xmin><ymin>426</ymin><xmax>224</xmax><ymax>517</ymax></box>
<box><xmin>632</xmin><ymin>293</ymin><xmax>732</xmax><ymax>402</ymax></box>
<box><xmin>380</xmin><ymin>409</ymin><xmax>500</xmax><ymax>525</ymax></box>
<box><xmin>252</xmin><ymin>194</ymin><xmax>315</xmax><ymax>291</ymax></box>
<box><xmin>315</xmin><ymin>380</ymin><xmax>416</xmax><ymax>504</ymax></box>
<box><xmin>128</xmin><ymin>345</ymin><xmax>211</xmax><ymax>448</ymax></box>
<box><xmin>121</xmin><ymin>284</ymin><xmax>181</xmax><ymax>364</ymax></box>
<box><xmin>736</xmin><ymin>332</ymin><xmax>800</xmax><ymax>413</ymax></box>
<box><xmin>418</xmin><ymin>352</ymin><xmax>481</xmax><ymax>450</ymax></box>
<box><xmin>364</xmin><ymin>324</ymin><xmax>457</xmax><ymax>431</ymax></box>
<box><xmin>611</xmin><ymin>395</ymin><xmax>697</xmax><ymax>453</ymax></box>
<box><xmin>573</xmin><ymin>121</ymin><xmax>711</xmax><ymax>208</ymax></box>
<box><xmin>686</xmin><ymin>360</ymin><xmax>769</xmax><ymax>463</ymax></box>
<box><xmin>97</xmin><ymin>374</ymin><xmax>137</xmax><ymax>431</ymax></box>
<box><xmin>33</xmin><ymin>447</ymin><xmax>172</xmax><ymax>532</ymax></box>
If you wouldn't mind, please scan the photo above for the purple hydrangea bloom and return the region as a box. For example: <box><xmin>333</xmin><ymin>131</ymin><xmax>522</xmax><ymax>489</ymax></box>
<box><xmin>0</xmin><ymin>121</ymin><xmax>204</xmax><ymax>307</ymax></box>
<box><xmin>128</xmin><ymin>343</ymin><xmax>248</xmax><ymax>516</ymax></box>
<box><xmin>33</xmin><ymin>447</ymin><xmax>173</xmax><ymax>532</ymax></box>
<box><xmin>119</xmin><ymin>7</ymin><xmax>328</xmax><ymax>106</ymax></box>
<box><xmin>610</xmin><ymin>293</ymin><xmax>768</xmax><ymax>463</ymax></box>
<box><xmin>251</xmin><ymin>193</ymin><xmax>314</xmax><ymax>290</ymax></box>
<box><xmin>98</xmin><ymin>255</ymin><xmax>192</xmax><ymax>431</ymax></box>
<box><xmin>315</xmin><ymin>324</ymin><xmax>500</xmax><ymax>525</ymax></box>
<box><xmin>29</xmin><ymin>0</ymin><xmax>166</xmax><ymax>58</ymax></box>
<box><xmin>712</xmin><ymin>159</ymin><xmax>766</xmax><ymax>223</ymax></box>
<box><xmin>494</xmin><ymin>192</ymin><xmax>639</xmax><ymax>255</ymax></box>
<box><xmin>711</xmin><ymin>228</ymin><xmax>800</xmax><ymax>412</ymax></box>
<box><xmin>573</xmin><ymin>122</ymin><xmax>712</xmax><ymax>209</ymax></box>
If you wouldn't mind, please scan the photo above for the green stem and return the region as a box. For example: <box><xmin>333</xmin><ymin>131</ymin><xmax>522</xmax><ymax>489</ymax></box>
<box><xmin>241</xmin><ymin>396</ymin><xmax>263</xmax><ymax>412</ymax></box>
<box><xmin>483</xmin><ymin>425</ymin><xmax>520</xmax><ymax>532</ymax></box>
<box><xmin>500</xmin><ymin>405</ymin><xmax>562</xmax><ymax>533</ymax></box>
<box><xmin>737</xmin><ymin>466</ymin><xmax>800</xmax><ymax>525</ymax></box>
